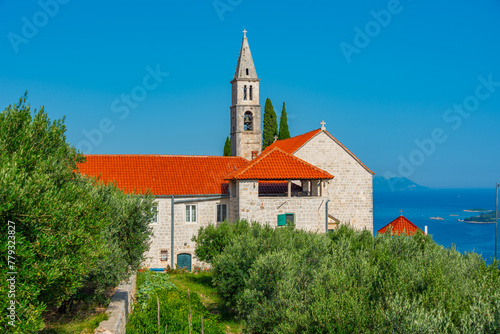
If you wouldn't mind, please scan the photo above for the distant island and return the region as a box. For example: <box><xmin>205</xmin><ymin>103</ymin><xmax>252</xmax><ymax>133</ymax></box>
<box><xmin>464</xmin><ymin>211</ymin><xmax>497</xmax><ymax>223</ymax></box>
<box><xmin>374</xmin><ymin>176</ymin><xmax>430</xmax><ymax>192</ymax></box>
<box><xmin>464</xmin><ymin>208</ymin><xmax>490</xmax><ymax>212</ymax></box>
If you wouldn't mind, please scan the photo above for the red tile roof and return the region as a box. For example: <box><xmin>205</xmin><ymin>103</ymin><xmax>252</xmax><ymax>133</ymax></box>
<box><xmin>377</xmin><ymin>216</ymin><xmax>423</xmax><ymax>236</ymax></box>
<box><xmin>265</xmin><ymin>128</ymin><xmax>374</xmax><ymax>175</ymax></box>
<box><xmin>263</xmin><ymin>129</ymin><xmax>321</xmax><ymax>155</ymax></box>
<box><xmin>77</xmin><ymin>155</ymin><xmax>248</xmax><ymax>195</ymax></box>
<box><xmin>225</xmin><ymin>147</ymin><xmax>334</xmax><ymax>180</ymax></box>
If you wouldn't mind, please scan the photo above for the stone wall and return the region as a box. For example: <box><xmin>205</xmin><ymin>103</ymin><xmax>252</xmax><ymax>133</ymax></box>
<box><xmin>233</xmin><ymin>180</ymin><xmax>328</xmax><ymax>232</ymax></box>
<box><xmin>94</xmin><ymin>274</ymin><xmax>136</xmax><ymax>334</ymax></box>
<box><xmin>144</xmin><ymin>197</ymin><xmax>229</xmax><ymax>269</ymax></box>
<box><xmin>294</xmin><ymin>131</ymin><xmax>373</xmax><ymax>232</ymax></box>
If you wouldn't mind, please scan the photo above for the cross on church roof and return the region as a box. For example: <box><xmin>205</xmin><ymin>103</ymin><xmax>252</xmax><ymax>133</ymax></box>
<box><xmin>400</xmin><ymin>209</ymin><xmax>404</xmax><ymax>216</ymax></box>
<box><xmin>320</xmin><ymin>120</ymin><xmax>326</xmax><ymax>130</ymax></box>
<box><xmin>243</xmin><ymin>29</ymin><xmax>247</xmax><ymax>38</ymax></box>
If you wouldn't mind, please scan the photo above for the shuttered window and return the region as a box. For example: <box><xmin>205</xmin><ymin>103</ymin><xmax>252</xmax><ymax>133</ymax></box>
<box><xmin>217</xmin><ymin>204</ymin><xmax>227</xmax><ymax>222</ymax></box>
<box><xmin>278</xmin><ymin>213</ymin><xmax>295</xmax><ymax>226</ymax></box>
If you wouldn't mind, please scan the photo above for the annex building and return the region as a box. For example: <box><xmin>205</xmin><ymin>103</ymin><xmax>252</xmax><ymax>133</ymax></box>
<box><xmin>78</xmin><ymin>31</ymin><xmax>374</xmax><ymax>270</ymax></box>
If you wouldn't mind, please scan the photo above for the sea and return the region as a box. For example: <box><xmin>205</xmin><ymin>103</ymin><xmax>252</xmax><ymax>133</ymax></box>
<box><xmin>374</xmin><ymin>188</ymin><xmax>498</xmax><ymax>264</ymax></box>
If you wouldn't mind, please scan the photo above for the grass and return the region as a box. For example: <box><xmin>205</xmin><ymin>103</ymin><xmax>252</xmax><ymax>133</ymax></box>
<box><xmin>169</xmin><ymin>272</ymin><xmax>243</xmax><ymax>334</ymax></box>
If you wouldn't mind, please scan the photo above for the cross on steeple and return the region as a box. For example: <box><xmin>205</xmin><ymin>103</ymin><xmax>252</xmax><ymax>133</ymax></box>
<box><xmin>243</xmin><ymin>29</ymin><xmax>247</xmax><ymax>38</ymax></box>
<box><xmin>320</xmin><ymin>120</ymin><xmax>326</xmax><ymax>130</ymax></box>
<box><xmin>399</xmin><ymin>209</ymin><xmax>404</xmax><ymax>216</ymax></box>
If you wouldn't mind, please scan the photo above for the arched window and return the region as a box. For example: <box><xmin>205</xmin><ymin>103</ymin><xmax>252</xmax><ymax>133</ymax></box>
<box><xmin>246</xmin><ymin>68</ymin><xmax>249</xmax><ymax>75</ymax></box>
<box><xmin>244</xmin><ymin>85</ymin><xmax>247</xmax><ymax>100</ymax></box>
<box><xmin>244</xmin><ymin>111</ymin><xmax>253</xmax><ymax>131</ymax></box>
<box><xmin>249</xmin><ymin>85</ymin><xmax>253</xmax><ymax>100</ymax></box>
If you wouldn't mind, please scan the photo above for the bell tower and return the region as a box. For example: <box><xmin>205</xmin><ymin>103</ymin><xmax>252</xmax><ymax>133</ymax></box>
<box><xmin>230</xmin><ymin>29</ymin><xmax>262</xmax><ymax>160</ymax></box>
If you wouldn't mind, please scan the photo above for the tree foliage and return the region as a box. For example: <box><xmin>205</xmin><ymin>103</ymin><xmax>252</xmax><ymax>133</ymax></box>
<box><xmin>223</xmin><ymin>136</ymin><xmax>231</xmax><ymax>156</ymax></box>
<box><xmin>191</xmin><ymin>220</ymin><xmax>251</xmax><ymax>264</ymax></box>
<box><xmin>195</xmin><ymin>222</ymin><xmax>500</xmax><ymax>333</ymax></box>
<box><xmin>0</xmin><ymin>94</ymin><xmax>155</xmax><ymax>333</ymax></box>
<box><xmin>262</xmin><ymin>98</ymin><xmax>277</xmax><ymax>150</ymax></box>
<box><xmin>278</xmin><ymin>102</ymin><xmax>290</xmax><ymax>140</ymax></box>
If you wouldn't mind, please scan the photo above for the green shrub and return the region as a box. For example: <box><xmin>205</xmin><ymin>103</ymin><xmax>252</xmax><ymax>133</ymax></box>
<box><xmin>201</xmin><ymin>221</ymin><xmax>500</xmax><ymax>333</ymax></box>
<box><xmin>0</xmin><ymin>95</ymin><xmax>155</xmax><ymax>332</ymax></box>
<box><xmin>192</xmin><ymin>219</ymin><xmax>251</xmax><ymax>263</ymax></box>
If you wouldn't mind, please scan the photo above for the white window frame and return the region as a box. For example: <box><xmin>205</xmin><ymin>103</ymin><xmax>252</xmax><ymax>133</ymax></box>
<box><xmin>160</xmin><ymin>250</ymin><xmax>168</xmax><ymax>261</ymax></box>
<box><xmin>186</xmin><ymin>204</ymin><xmax>197</xmax><ymax>223</ymax></box>
<box><xmin>217</xmin><ymin>204</ymin><xmax>227</xmax><ymax>222</ymax></box>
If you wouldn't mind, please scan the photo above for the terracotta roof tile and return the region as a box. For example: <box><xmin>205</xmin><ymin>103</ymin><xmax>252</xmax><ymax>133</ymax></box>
<box><xmin>265</xmin><ymin>128</ymin><xmax>374</xmax><ymax>175</ymax></box>
<box><xmin>225</xmin><ymin>147</ymin><xmax>334</xmax><ymax>180</ymax></box>
<box><xmin>77</xmin><ymin>155</ymin><xmax>248</xmax><ymax>195</ymax></box>
<box><xmin>377</xmin><ymin>215</ymin><xmax>423</xmax><ymax>236</ymax></box>
<box><xmin>263</xmin><ymin>129</ymin><xmax>321</xmax><ymax>155</ymax></box>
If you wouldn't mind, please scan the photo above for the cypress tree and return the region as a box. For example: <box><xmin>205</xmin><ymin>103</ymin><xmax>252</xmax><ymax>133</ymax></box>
<box><xmin>278</xmin><ymin>102</ymin><xmax>291</xmax><ymax>140</ymax></box>
<box><xmin>262</xmin><ymin>98</ymin><xmax>278</xmax><ymax>149</ymax></box>
<box><xmin>223</xmin><ymin>136</ymin><xmax>231</xmax><ymax>156</ymax></box>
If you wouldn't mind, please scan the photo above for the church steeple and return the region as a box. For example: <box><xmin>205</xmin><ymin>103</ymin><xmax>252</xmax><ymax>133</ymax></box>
<box><xmin>230</xmin><ymin>30</ymin><xmax>262</xmax><ymax>160</ymax></box>
<box><xmin>234</xmin><ymin>29</ymin><xmax>258</xmax><ymax>80</ymax></box>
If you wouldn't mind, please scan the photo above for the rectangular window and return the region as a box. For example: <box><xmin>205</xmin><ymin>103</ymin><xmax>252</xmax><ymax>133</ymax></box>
<box><xmin>217</xmin><ymin>204</ymin><xmax>227</xmax><ymax>222</ymax></box>
<box><xmin>278</xmin><ymin>213</ymin><xmax>295</xmax><ymax>226</ymax></box>
<box><xmin>160</xmin><ymin>250</ymin><xmax>168</xmax><ymax>261</ymax></box>
<box><xmin>186</xmin><ymin>204</ymin><xmax>197</xmax><ymax>223</ymax></box>
<box><xmin>150</xmin><ymin>203</ymin><xmax>158</xmax><ymax>223</ymax></box>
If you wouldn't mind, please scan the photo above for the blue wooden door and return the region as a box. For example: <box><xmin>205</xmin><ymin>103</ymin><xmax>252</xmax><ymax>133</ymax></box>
<box><xmin>177</xmin><ymin>253</ymin><xmax>192</xmax><ymax>271</ymax></box>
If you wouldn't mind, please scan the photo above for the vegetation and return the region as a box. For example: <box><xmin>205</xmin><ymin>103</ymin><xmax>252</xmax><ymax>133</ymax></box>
<box><xmin>464</xmin><ymin>211</ymin><xmax>497</xmax><ymax>222</ymax></box>
<box><xmin>127</xmin><ymin>271</ymin><xmax>226</xmax><ymax>334</ymax></box>
<box><xmin>0</xmin><ymin>94</ymin><xmax>155</xmax><ymax>333</ymax></box>
<box><xmin>195</xmin><ymin>221</ymin><xmax>500</xmax><ymax>333</ymax></box>
<box><xmin>223</xmin><ymin>137</ymin><xmax>231</xmax><ymax>156</ymax></box>
<box><xmin>169</xmin><ymin>273</ymin><xmax>243</xmax><ymax>334</ymax></box>
<box><xmin>192</xmin><ymin>220</ymin><xmax>251</xmax><ymax>264</ymax></box>
<box><xmin>278</xmin><ymin>102</ymin><xmax>290</xmax><ymax>140</ymax></box>
<box><xmin>39</xmin><ymin>305</ymin><xmax>108</xmax><ymax>334</ymax></box>
<box><xmin>262</xmin><ymin>98</ymin><xmax>278</xmax><ymax>149</ymax></box>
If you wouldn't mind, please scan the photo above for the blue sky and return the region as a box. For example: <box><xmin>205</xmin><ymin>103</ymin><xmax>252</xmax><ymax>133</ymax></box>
<box><xmin>1</xmin><ymin>0</ymin><xmax>499</xmax><ymax>188</ymax></box>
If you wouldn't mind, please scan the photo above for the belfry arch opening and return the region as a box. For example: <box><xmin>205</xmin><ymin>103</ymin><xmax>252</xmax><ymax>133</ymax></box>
<box><xmin>244</xmin><ymin>111</ymin><xmax>253</xmax><ymax>131</ymax></box>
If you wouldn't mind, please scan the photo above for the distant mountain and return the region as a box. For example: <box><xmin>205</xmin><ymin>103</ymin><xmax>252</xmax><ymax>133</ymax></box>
<box><xmin>373</xmin><ymin>176</ymin><xmax>430</xmax><ymax>192</ymax></box>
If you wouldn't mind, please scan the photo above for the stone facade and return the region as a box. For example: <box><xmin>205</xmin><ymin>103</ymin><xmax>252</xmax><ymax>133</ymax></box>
<box><xmin>294</xmin><ymin>131</ymin><xmax>373</xmax><ymax>231</ymax></box>
<box><xmin>230</xmin><ymin>180</ymin><xmax>328</xmax><ymax>231</ymax></box>
<box><xmin>144</xmin><ymin>183</ymin><xmax>330</xmax><ymax>269</ymax></box>
<box><xmin>144</xmin><ymin>197</ymin><xmax>229</xmax><ymax>269</ymax></box>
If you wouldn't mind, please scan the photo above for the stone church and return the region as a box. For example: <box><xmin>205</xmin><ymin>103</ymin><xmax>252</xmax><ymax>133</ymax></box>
<box><xmin>78</xmin><ymin>31</ymin><xmax>374</xmax><ymax>270</ymax></box>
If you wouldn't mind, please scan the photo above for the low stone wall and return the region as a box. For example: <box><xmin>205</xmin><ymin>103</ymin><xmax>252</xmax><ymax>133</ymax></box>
<box><xmin>94</xmin><ymin>273</ymin><xmax>136</xmax><ymax>334</ymax></box>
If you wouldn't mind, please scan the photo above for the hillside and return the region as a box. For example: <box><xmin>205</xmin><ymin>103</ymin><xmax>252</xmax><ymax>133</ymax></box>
<box><xmin>373</xmin><ymin>176</ymin><xmax>430</xmax><ymax>192</ymax></box>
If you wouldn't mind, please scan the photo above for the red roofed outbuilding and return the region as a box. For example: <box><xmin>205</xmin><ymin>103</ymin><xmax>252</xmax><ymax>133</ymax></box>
<box><xmin>378</xmin><ymin>215</ymin><xmax>423</xmax><ymax>236</ymax></box>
